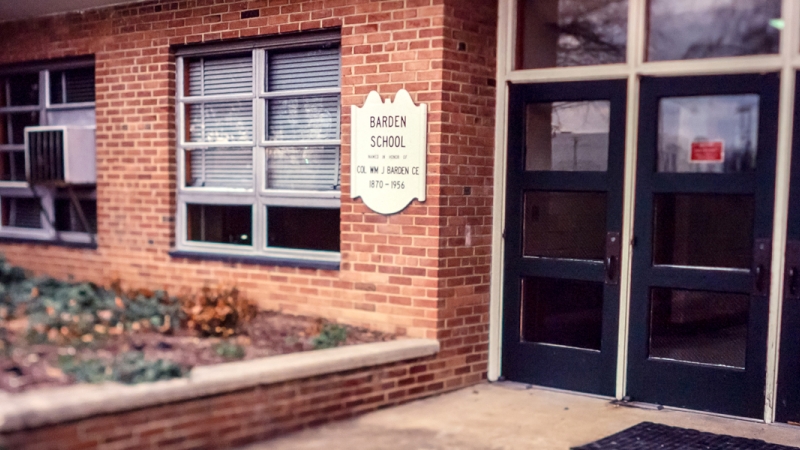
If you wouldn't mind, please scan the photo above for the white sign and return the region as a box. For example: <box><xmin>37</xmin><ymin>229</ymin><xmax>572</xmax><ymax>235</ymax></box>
<box><xmin>351</xmin><ymin>89</ymin><xmax>427</xmax><ymax>215</ymax></box>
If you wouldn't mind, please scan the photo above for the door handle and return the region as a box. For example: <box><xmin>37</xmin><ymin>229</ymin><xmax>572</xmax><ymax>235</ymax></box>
<box><xmin>755</xmin><ymin>264</ymin><xmax>765</xmax><ymax>294</ymax></box>
<box><xmin>753</xmin><ymin>238</ymin><xmax>771</xmax><ymax>297</ymax></box>
<box><xmin>606</xmin><ymin>256</ymin><xmax>616</xmax><ymax>282</ymax></box>
<box><xmin>785</xmin><ymin>240</ymin><xmax>800</xmax><ymax>300</ymax></box>
<box><xmin>605</xmin><ymin>232</ymin><xmax>621</xmax><ymax>285</ymax></box>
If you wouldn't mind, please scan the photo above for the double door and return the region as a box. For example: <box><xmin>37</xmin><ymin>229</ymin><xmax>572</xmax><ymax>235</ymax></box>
<box><xmin>502</xmin><ymin>72</ymin><xmax>800</xmax><ymax>419</ymax></box>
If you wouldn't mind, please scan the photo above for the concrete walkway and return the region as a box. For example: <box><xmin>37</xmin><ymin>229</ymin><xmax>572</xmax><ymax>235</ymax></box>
<box><xmin>242</xmin><ymin>382</ymin><xmax>800</xmax><ymax>449</ymax></box>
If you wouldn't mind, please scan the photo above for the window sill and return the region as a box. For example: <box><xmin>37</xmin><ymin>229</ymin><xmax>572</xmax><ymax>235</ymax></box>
<box><xmin>168</xmin><ymin>250</ymin><xmax>340</xmax><ymax>271</ymax></box>
<box><xmin>0</xmin><ymin>235</ymin><xmax>98</xmax><ymax>250</ymax></box>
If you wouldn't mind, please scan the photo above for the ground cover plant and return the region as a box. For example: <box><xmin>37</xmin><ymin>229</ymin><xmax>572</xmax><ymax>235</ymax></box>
<box><xmin>0</xmin><ymin>257</ymin><xmax>392</xmax><ymax>392</ymax></box>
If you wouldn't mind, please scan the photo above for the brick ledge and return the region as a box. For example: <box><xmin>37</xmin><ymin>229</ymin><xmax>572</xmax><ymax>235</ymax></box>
<box><xmin>0</xmin><ymin>338</ymin><xmax>439</xmax><ymax>432</ymax></box>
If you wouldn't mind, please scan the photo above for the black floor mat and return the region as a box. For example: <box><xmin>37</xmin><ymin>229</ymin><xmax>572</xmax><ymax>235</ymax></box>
<box><xmin>572</xmin><ymin>421</ymin><xmax>799</xmax><ymax>450</ymax></box>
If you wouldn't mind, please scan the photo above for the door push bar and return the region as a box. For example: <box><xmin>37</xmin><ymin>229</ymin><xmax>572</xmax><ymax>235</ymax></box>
<box><xmin>753</xmin><ymin>238</ymin><xmax>772</xmax><ymax>297</ymax></box>
<box><xmin>606</xmin><ymin>231</ymin><xmax>621</xmax><ymax>285</ymax></box>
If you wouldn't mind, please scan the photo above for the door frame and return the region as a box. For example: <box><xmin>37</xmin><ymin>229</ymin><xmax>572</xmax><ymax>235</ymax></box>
<box><xmin>489</xmin><ymin>0</ymin><xmax>800</xmax><ymax>423</ymax></box>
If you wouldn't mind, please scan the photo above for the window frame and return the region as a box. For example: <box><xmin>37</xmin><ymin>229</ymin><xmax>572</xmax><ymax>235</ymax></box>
<box><xmin>174</xmin><ymin>32</ymin><xmax>342</xmax><ymax>264</ymax></box>
<box><xmin>0</xmin><ymin>58</ymin><xmax>96</xmax><ymax>244</ymax></box>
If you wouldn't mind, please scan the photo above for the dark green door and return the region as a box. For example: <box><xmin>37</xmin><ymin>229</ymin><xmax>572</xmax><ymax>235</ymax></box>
<box><xmin>627</xmin><ymin>73</ymin><xmax>779</xmax><ymax>418</ymax></box>
<box><xmin>502</xmin><ymin>80</ymin><xmax>626</xmax><ymax>396</ymax></box>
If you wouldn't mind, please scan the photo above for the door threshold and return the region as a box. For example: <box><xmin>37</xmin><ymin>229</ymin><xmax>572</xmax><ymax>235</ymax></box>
<box><xmin>491</xmin><ymin>380</ymin><xmax>614</xmax><ymax>401</ymax></box>
<box><xmin>493</xmin><ymin>380</ymin><xmax>771</xmax><ymax>424</ymax></box>
<box><xmin>614</xmin><ymin>399</ymin><xmax>764</xmax><ymax>424</ymax></box>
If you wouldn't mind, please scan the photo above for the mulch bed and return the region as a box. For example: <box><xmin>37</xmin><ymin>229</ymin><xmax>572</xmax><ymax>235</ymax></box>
<box><xmin>0</xmin><ymin>311</ymin><xmax>393</xmax><ymax>393</ymax></box>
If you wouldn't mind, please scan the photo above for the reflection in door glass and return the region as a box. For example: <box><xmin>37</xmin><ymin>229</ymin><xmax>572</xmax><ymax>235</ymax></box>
<box><xmin>524</xmin><ymin>191</ymin><xmax>607</xmax><ymax>260</ymax></box>
<box><xmin>653</xmin><ymin>194</ymin><xmax>754</xmax><ymax>268</ymax></box>
<box><xmin>526</xmin><ymin>101</ymin><xmax>610</xmax><ymax>172</ymax></box>
<box><xmin>649</xmin><ymin>288</ymin><xmax>748</xmax><ymax>368</ymax></box>
<box><xmin>648</xmin><ymin>0</ymin><xmax>781</xmax><ymax>61</ymax></box>
<box><xmin>658</xmin><ymin>95</ymin><xmax>759</xmax><ymax>173</ymax></box>
<box><xmin>522</xmin><ymin>277</ymin><xmax>604</xmax><ymax>351</ymax></box>
<box><xmin>518</xmin><ymin>0</ymin><xmax>627</xmax><ymax>69</ymax></box>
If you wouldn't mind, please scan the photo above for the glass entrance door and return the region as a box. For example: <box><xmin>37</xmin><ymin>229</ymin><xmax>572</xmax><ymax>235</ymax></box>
<box><xmin>627</xmin><ymin>73</ymin><xmax>779</xmax><ymax>418</ymax></box>
<box><xmin>502</xmin><ymin>80</ymin><xmax>626</xmax><ymax>396</ymax></box>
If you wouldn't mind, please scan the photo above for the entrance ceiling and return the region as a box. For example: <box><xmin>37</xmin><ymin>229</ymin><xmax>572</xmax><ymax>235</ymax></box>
<box><xmin>0</xmin><ymin>0</ymin><xmax>144</xmax><ymax>22</ymax></box>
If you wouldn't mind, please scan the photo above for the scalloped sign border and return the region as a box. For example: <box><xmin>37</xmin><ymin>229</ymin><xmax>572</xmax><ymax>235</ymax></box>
<box><xmin>350</xmin><ymin>89</ymin><xmax>427</xmax><ymax>215</ymax></box>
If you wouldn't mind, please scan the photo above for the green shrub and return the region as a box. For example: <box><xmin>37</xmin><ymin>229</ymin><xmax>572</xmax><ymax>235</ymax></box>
<box><xmin>312</xmin><ymin>323</ymin><xmax>348</xmax><ymax>349</ymax></box>
<box><xmin>59</xmin><ymin>355</ymin><xmax>109</xmax><ymax>383</ymax></box>
<box><xmin>112</xmin><ymin>352</ymin><xmax>185</xmax><ymax>384</ymax></box>
<box><xmin>213</xmin><ymin>341</ymin><xmax>246</xmax><ymax>359</ymax></box>
<box><xmin>0</xmin><ymin>326</ymin><xmax>10</xmax><ymax>358</ymax></box>
<box><xmin>60</xmin><ymin>352</ymin><xmax>186</xmax><ymax>385</ymax></box>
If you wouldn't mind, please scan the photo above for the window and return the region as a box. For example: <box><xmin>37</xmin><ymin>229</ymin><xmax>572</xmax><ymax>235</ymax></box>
<box><xmin>647</xmin><ymin>0</ymin><xmax>781</xmax><ymax>61</ymax></box>
<box><xmin>0</xmin><ymin>60</ymin><xmax>96</xmax><ymax>243</ymax></box>
<box><xmin>176</xmin><ymin>34</ymin><xmax>341</xmax><ymax>263</ymax></box>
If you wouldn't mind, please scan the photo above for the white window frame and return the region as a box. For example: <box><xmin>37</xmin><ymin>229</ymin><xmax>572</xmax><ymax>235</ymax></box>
<box><xmin>174</xmin><ymin>32</ymin><xmax>342</xmax><ymax>264</ymax></box>
<box><xmin>0</xmin><ymin>58</ymin><xmax>96</xmax><ymax>244</ymax></box>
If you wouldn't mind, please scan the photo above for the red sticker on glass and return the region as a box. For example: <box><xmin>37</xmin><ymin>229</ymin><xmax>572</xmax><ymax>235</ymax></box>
<box><xmin>690</xmin><ymin>140</ymin><xmax>724</xmax><ymax>163</ymax></box>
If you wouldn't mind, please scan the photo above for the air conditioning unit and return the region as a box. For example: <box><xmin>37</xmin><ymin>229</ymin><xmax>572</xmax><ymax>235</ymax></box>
<box><xmin>24</xmin><ymin>126</ymin><xmax>96</xmax><ymax>184</ymax></box>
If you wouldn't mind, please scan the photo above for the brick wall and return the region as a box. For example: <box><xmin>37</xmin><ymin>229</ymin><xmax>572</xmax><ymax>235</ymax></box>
<box><xmin>0</xmin><ymin>0</ymin><xmax>496</xmax><ymax>397</ymax></box>
<box><xmin>0</xmin><ymin>354</ymin><xmax>443</xmax><ymax>449</ymax></box>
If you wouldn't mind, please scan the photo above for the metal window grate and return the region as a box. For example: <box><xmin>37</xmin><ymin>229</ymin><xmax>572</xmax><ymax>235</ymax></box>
<box><xmin>27</xmin><ymin>129</ymin><xmax>64</xmax><ymax>183</ymax></box>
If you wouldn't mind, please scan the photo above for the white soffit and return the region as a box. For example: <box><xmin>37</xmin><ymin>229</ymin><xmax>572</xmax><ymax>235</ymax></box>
<box><xmin>0</xmin><ymin>0</ymin><xmax>146</xmax><ymax>23</ymax></box>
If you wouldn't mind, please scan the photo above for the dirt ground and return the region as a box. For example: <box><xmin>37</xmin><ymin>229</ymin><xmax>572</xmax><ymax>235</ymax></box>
<box><xmin>0</xmin><ymin>311</ymin><xmax>393</xmax><ymax>393</ymax></box>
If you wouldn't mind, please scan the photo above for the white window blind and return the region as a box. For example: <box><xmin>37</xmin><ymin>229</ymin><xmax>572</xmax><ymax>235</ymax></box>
<box><xmin>188</xmin><ymin>55</ymin><xmax>252</xmax><ymax>96</ymax></box>
<box><xmin>265</xmin><ymin>47</ymin><xmax>340</xmax><ymax>192</ymax></box>
<box><xmin>266</xmin><ymin>146</ymin><xmax>339</xmax><ymax>190</ymax></box>
<box><xmin>268</xmin><ymin>48</ymin><xmax>340</xmax><ymax>91</ymax></box>
<box><xmin>188</xmin><ymin>147</ymin><xmax>253</xmax><ymax>188</ymax></box>
<box><xmin>267</xmin><ymin>96</ymin><xmax>339</xmax><ymax>140</ymax></box>
<box><xmin>185</xmin><ymin>55</ymin><xmax>255</xmax><ymax>189</ymax></box>
<box><xmin>188</xmin><ymin>101</ymin><xmax>253</xmax><ymax>143</ymax></box>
